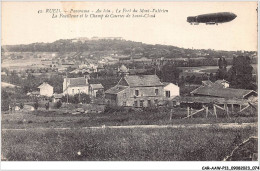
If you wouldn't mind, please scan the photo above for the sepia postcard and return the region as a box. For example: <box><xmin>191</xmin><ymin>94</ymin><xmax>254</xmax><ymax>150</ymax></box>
<box><xmin>1</xmin><ymin>1</ymin><xmax>259</xmax><ymax>170</ymax></box>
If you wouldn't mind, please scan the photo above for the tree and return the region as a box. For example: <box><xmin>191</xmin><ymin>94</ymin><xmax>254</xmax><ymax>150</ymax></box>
<box><xmin>19</xmin><ymin>103</ymin><xmax>24</xmax><ymax>109</ymax></box>
<box><xmin>80</xmin><ymin>93</ymin><xmax>91</xmax><ymax>104</ymax></box>
<box><xmin>48</xmin><ymin>75</ymin><xmax>63</xmax><ymax>93</ymax></box>
<box><xmin>227</xmin><ymin>56</ymin><xmax>254</xmax><ymax>89</ymax></box>
<box><xmin>209</xmin><ymin>73</ymin><xmax>216</xmax><ymax>82</ymax></box>
<box><xmin>96</xmin><ymin>90</ymin><xmax>104</xmax><ymax>98</ymax></box>
<box><xmin>218</xmin><ymin>56</ymin><xmax>227</xmax><ymax>69</ymax></box>
<box><xmin>45</xmin><ymin>102</ymin><xmax>50</xmax><ymax>110</ymax></box>
<box><xmin>55</xmin><ymin>101</ymin><xmax>62</xmax><ymax>109</ymax></box>
<box><xmin>158</xmin><ymin>64</ymin><xmax>182</xmax><ymax>83</ymax></box>
<box><xmin>216</xmin><ymin>57</ymin><xmax>228</xmax><ymax>80</ymax></box>
<box><xmin>34</xmin><ymin>101</ymin><xmax>39</xmax><ymax>110</ymax></box>
<box><xmin>1</xmin><ymin>90</ymin><xmax>10</xmax><ymax>111</ymax></box>
<box><xmin>73</xmin><ymin>93</ymin><xmax>91</xmax><ymax>104</ymax></box>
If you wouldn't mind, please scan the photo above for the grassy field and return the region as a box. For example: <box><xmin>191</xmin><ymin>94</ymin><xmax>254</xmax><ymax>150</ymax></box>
<box><xmin>1</xmin><ymin>108</ymin><xmax>257</xmax><ymax>129</ymax></box>
<box><xmin>180</xmin><ymin>64</ymin><xmax>257</xmax><ymax>74</ymax></box>
<box><xmin>2</xmin><ymin>107</ymin><xmax>257</xmax><ymax>161</ymax></box>
<box><xmin>2</xmin><ymin>126</ymin><xmax>257</xmax><ymax>161</ymax></box>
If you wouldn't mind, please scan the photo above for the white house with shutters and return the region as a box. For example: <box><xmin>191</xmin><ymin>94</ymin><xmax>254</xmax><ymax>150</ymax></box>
<box><xmin>63</xmin><ymin>77</ymin><xmax>89</xmax><ymax>95</ymax></box>
<box><xmin>163</xmin><ymin>82</ymin><xmax>180</xmax><ymax>99</ymax></box>
<box><xmin>38</xmin><ymin>82</ymin><xmax>53</xmax><ymax>97</ymax></box>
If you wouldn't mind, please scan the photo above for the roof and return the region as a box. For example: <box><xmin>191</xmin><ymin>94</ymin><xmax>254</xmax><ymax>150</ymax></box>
<box><xmin>180</xmin><ymin>96</ymin><xmax>248</xmax><ymax>104</ymax></box>
<box><xmin>191</xmin><ymin>86</ymin><xmax>257</xmax><ymax>99</ymax></box>
<box><xmin>38</xmin><ymin>82</ymin><xmax>53</xmax><ymax>89</ymax></box>
<box><xmin>53</xmin><ymin>93</ymin><xmax>63</xmax><ymax>98</ymax></box>
<box><xmin>97</xmin><ymin>64</ymin><xmax>104</xmax><ymax>68</ymax></box>
<box><xmin>162</xmin><ymin>82</ymin><xmax>178</xmax><ymax>87</ymax></box>
<box><xmin>124</xmin><ymin>75</ymin><xmax>163</xmax><ymax>87</ymax></box>
<box><xmin>90</xmin><ymin>83</ymin><xmax>104</xmax><ymax>89</ymax></box>
<box><xmin>215</xmin><ymin>79</ymin><xmax>229</xmax><ymax>84</ymax></box>
<box><xmin>202</xmin><ymin>80</ymin><xmax>213</xmax><ymax>86</ymax></box>
<box><xmin>66</xmin><ymin>77</ymin><xmax>88</xmax><ymax>87</ymax></box>
<box><xmin>162</xmin><ymin>82</ymin><xmax>171</xmax><ymax>86</ymax></box>
<box><xmin>105</xmin><ymin>86</ymin><xmax>129</xmax><ymax>94</ymax></box>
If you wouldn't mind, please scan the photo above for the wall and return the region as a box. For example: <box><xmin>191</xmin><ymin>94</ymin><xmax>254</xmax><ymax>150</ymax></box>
<box><xmin>163</xmin><ymin>83</ymin><xmax>180</xmax><ymax>99</ymax></box>
<box><xmin>118</xmin><ymin>86</ymin><xmax>164</xmax><ymax>107</ymax></box>
<box><xmin>105</xmin><ymin>93</ymin><xmax>117</xmax><ymax>106</ymax></box>
<box><xmin>64</xmin><ymin>86</ymin><xmax>89</xmax><ymax>95</ymax></box>
<box><xmin>40</xmin><ymin>87</ymin><xmax>53</xmax><ymax>97</ymax></box>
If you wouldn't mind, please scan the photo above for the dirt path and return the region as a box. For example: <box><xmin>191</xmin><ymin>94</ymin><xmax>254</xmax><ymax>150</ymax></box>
<box><xmin>2</xmin><ymin>122</ymin><xmax>257</xmax><ymax>131</ymax></box>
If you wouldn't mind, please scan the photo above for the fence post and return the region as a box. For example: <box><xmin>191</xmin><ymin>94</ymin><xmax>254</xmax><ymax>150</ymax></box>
<box><xmin>187</xmin><ymin>107</ymin><xmax>190</xmax><ymax>118</ymax></box>
<box><xmin>170</xmin><ymin>109</ymin><xmax>173</xmax><ymax>121</ymax></box>
<box><xmin>205</xmin><ymin>106</ymin><xmax>208</xmax><ymax>118</ymax></box>
<box><xmin>213</xmin><ymin>105</ymin><xmax>217</xmax><ymax>118</ymax></box>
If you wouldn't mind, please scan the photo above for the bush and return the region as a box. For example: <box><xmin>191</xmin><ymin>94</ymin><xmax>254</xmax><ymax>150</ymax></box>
<box><xmin>79</xmin><ymin>93</ymin><xmax>91</xmax><ymax>104</ymax></box>
<box><xmin>45</xmin><ymin>102</ymin><xmax>49</xmax><ymax>110</ymax></box>
<box><xmin>104</xmin><ymin>105</ymin><xmax>125</xmax><ymax>113</ymax></box>
<box><xmin>1</xmin><ymin>100</ymin><xmax>10</xmax><ymax>111</ymax></box>
<box><xmin>34</xmin><ymin>101</ymin><xmax>39</xmax><ymax>110</ymax></box>
<box><xmin>62</xmin><ymin>93</ymin><xmax>91</xmax><ymax>104</ymax></box>
<box><xmin>17</xmin><ymin>121</ymin><xmax>23</xmax><ymax>124</ymax></box>
<box><xmin>55</xmin><ymin>101</ymin><xmax>62</xmax><ymax>109</ymax></box>
<box><xmin>19</xmin><ymin>103</ymin><xmax>24</xmax><ymax>109</ymax></box>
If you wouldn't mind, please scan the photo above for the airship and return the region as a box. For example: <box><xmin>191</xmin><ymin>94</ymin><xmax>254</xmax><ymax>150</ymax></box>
<box><xmin>187</xmin><ymin>12</ymin><xmax>237</xmax><ymax>25</ymax></box>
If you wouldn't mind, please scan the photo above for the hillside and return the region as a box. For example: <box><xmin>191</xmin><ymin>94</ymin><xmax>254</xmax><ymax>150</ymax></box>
<box><xmin>2</xmin><ymin>38</ymin><xmax>256</xmax><ymax>60</ymax></box>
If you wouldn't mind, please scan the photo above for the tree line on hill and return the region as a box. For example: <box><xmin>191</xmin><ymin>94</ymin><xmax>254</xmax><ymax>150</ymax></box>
<box><xmin>2</xmin><ymin>39</ymin><xmax>254</xmax><ymax>60</ymax></box>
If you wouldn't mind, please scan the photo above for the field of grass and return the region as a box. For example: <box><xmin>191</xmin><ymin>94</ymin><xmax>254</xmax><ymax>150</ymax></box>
<box><xmin>2</xmin><ymin>126</ymin><xmax>257</xmax><ymax>161</ymax></box>
<box><xmin>1</xmin><ymin>108</ymin><xmax>257</xmax><ymax>129</ymax></box>
<box><xmin>180</xmin><ymin>64</ymin><xmax>257</xmax><ymax>74</ymax></box>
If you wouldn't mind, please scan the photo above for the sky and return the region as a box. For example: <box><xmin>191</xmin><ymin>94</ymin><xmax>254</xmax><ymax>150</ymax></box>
<box><xmin>1</xmin><ymin>1</ymin><xmax>258</xmax><ymax>51</ymax></box>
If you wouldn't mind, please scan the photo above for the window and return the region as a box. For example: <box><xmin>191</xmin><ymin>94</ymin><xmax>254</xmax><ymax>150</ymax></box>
<box><xmin>154</xmin><ymin>99</ymin><xmax>158</xmax><ymax>105</ymax></box>
<box><xmin>155</xmin><ymin>89</ymin><xmax>159</xmax><ymax>96</ymax></box>
<box><xmin>147</xmin><ymin>100</ymin><xmax>151</xmax><ymax>107</ymax></box>
<box><xmin>140</xmin><ymin>100</ymin><xmax>144</xmax><ymax>107</ymax></box>
<box><xmin>135</xmin><ymin>90</ymin><xmax>139</xmax><ymax>96</ymax></box>
<box><xmin>123</xmin><ymin>101</ymin><xmax>126</xmax><ymax>106</ymax></box>
<box><xmin>134</xmin><ymin>101</ymin><xmax>138</xmax><ymax>107</ymax></box>
<box><xmin>166</xmin><ymin>91</ymin><xmax>171</xmax><ymax>97</ymax></box>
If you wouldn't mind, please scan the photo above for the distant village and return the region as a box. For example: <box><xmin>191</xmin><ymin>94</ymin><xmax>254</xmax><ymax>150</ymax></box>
<box><xmin>1</xmin><ymin>37</ymin><xmax>258</xmax><ymax>116</ymax></box>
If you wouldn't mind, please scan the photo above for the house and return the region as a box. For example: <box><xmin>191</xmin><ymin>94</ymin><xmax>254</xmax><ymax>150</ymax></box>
<box><xmin>97</xmin><ymin>64</ymin><xmax>105</xmax><ymax>72</ymax></box>
<box><xmin>53</xmin><ymin>93</ymin><xmax>63</xmax><ymax>103</ymax></box>
<box><xmin>163</xmin><ymin>82</ymin><xmax>180</xmax><ymax>99</ymax></box>
<box><xmin>63</xmin><ymin>77</ymin><xmax>89</xmax><ymax>95</ymax></box>
<box><xmin>38</xmin><ymin>82</ymin><xmax>53</xmax><ymax>97</ymax></box>
<box><xmin>27</xmin><ymin>91</ymin><xmax>40</xmax><ymax>97</ymax></box>
<box><xmin>191</xmin><ymin>85</ymin><xmax>257</xmax><ymax>100</ymax></box>
<box><xmin>105</xmin><ymin>75</ymin><xmax>164</xmax><ymax>107</ymax></box>
<box><xmin>201</xmin><ymin>79</ymin><xmax>229</xmax><ymax>88</ymax></box>
<box><xmin>1</xmin><ymin>71</ymin><xmax>7</xmax><ymax>76</ymax></box>
<box><xmin>190</xmin><ymin>79</ymin><xmax>254</xmax><ymax>99</ymax></box>
<box><xmin>89</xmin><ymin>84</ymin><xmax>104</xmax><ymax>97</ymax></box>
